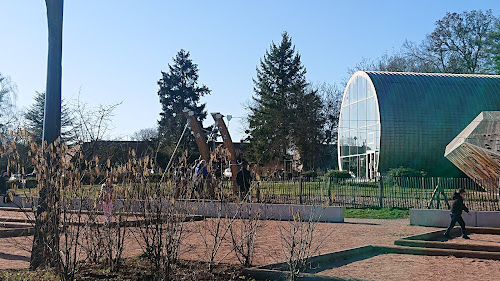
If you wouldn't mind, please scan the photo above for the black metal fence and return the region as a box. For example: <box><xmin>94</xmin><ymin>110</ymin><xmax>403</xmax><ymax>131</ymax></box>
<box><xmin>221</xmin><ymin>176</ymin><xmax>500</xmax><ymax>211</ymax></box>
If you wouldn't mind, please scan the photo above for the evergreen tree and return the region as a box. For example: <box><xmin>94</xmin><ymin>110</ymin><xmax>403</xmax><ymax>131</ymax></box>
<box><xmin>24</xmin><ymin>91</ymin><xmax>74</xmax><ymax>144</ymax></box>
<box><xmin>292</xmin><ymin>88</ymin><xmax>325</xmax><ymax>171</ymax></box>
<box><xmin>247</xmin><ymin>32</ymin><xmax>324</xmax><ymax>170</ymax></box>
<box><xmin>157</xmin><ymin>49</ymin><xmax>210</xmax><ymax>164</ymax></box>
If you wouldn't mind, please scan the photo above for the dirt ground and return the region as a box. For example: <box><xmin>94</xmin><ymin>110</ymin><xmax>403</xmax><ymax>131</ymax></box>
<box><xmin>2</xmin><ymin>210</ymin><xmax>500</xmax><ymax>280</ymax></box>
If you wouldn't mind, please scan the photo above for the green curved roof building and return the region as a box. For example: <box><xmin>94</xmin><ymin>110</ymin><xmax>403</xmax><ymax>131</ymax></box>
<box><xmin>338</xmin><ymin>71</ymin><xmax>500</xmax><ymax>178</ymax></box>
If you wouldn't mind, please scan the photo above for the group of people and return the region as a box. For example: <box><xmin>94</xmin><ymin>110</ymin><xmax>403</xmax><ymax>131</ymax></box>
<box><xmin>171</xmin><ymin>158</ymin><xmax>253</xmax><ymax>199</ymax></box>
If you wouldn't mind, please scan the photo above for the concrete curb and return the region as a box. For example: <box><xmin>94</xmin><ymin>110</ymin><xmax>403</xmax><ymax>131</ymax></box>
<box><xmin>410</xmin><ymin>209</ymin><xmax>500</xmax><ymax>228</ymax></box>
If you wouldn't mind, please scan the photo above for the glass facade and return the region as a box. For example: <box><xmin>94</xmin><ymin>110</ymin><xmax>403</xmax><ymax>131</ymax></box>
<box><xmin>339</xmin><ymin>71</ymin><xmax>500</xmax><ymax>178</ymax></box>
<box><xmin>338</xmin><ymin>74</ymin><xmax>380</xmax><ymax>179</ymax></box>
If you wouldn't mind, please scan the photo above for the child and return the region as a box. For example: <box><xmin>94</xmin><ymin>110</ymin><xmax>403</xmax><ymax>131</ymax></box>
<box><xmin>444</xmin><ymin>188</ymin><xmax>472</xmax><ymax>239</ymax></box>
<box><xmin>99</xmin><ymin>177</ymin><xmax>114</xmax><ymax>223</ymax></box>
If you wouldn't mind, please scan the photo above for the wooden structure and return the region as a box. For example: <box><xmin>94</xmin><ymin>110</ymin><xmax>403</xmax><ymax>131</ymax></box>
<box><xmin>211</xmin><ymin>112</ymin><xmax>239</xmax><ymax>194</ymax></box>
<box><xmin>445</xmin><ymin>111</ymin><xmax>500</xmax><ymax>192</ymax></box>
<box><xmin>182</xmin><ymin>108</ymin><xmax>210</xmax><ymax>161</ymax></box>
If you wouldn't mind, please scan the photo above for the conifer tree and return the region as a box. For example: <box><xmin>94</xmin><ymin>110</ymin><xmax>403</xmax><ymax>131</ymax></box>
<box><xmin>157</xmin><ymin>49</ymin><xmax>210</xmax><ymax>163</ymax></box>
<box><xmin>247</xmin><ymin>32</ymin><xmax>324</xmax><ymax>170</ymax></box>
<box><xmin>24</xmin><ymin>91</ymin><xmax>75</xmax><ymax>144</ymax></box>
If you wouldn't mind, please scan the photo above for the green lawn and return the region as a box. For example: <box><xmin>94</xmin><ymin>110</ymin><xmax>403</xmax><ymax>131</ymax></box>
<box><xmin>344</xmin><ymin>208</ymin><xmax>409</xmax><ymax>219</ymax></box>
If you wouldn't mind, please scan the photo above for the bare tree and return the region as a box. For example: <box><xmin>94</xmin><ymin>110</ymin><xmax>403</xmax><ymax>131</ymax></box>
<box><xmin>404</xmin><ymin>10</ymin><xmax>497</xmax><ymax>74</ymax></box>
<box><xmin>0</xmin><ymin>73</ymin><xmax>19</xmax><ymax>138</ymax></box>
<box><xmin>71</xmin><ymin>94</ymin><xmax>122</xmax><ymax>143</ymax></box>
<box><xmin>131</xmin><ymin>127</ymin><xmax>158</xmax><ymax>141</ymax></box>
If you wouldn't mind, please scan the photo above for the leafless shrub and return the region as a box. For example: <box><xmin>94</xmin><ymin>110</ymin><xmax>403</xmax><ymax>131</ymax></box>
<box><xmin>194</xmin><ymin>198</ymin><xmax>236</xmax><ymax>271</ymax></box>
<box><xmin>228</xmin><ymin>201</ymin><xmax>263</xmax><ymax>266</ymax></box>
<box><xmin>278</xmin><ymin>206</ymin><xmax>328</xmax><ymax>280</ymax></box>
<box><xmin>133</xmin><ymin>187</ymin><xmax>188</xmax><ymax>280</ymax></box>
<box><xmin>80</xmin><ymin>199</ymin><xmax>106</xmax><ymax>263</ymax></box>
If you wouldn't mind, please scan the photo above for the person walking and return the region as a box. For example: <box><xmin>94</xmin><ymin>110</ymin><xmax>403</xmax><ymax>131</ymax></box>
<box><xmin>99</xmin><ymin>177</ymin><xmax>115</xmax><ymax>223</ymax></box>
<box><xmin>444</xmin><ymin>188</ymin><xmax>472</xmax><ymax>239</ymax></box>
<box><xmin>0</xmin><ymin>172</ymin><xmax>8</xmax><ymax>195</ymax></box>
<box><xmin>192</xmin><ymin>160</ymin><xmax>209</xmax><ymax>197</ymax></box>
<box><xmin>236</xmin><ymin>161</ymin><xmax>252</xmax><ymax>200</ymax></box>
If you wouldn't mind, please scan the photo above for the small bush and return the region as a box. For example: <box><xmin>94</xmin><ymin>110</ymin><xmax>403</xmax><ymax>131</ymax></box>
<box><xmin>325</xmin><ymin>170</ymin><xmax>352</xmax><ymax>179</ymax></box>
<box><xmin>6</xmin><ymin>180</ymin><xmax>21</xmax><ymax>189</ymax></box>
<box><xmin>386</xmin><ymin>166</ymin><xmax>427</xmax><ymax>178</ymax></box>
<box><xmin>301</xmin><ymin>171</ymin><xmax>317</xmax><ymax>178</ymax></box>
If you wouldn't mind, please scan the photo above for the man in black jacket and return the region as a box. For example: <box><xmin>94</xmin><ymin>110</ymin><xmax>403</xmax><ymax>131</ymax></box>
<box><xmin>444</xmin><ymin>188</ymin><xmax>472</xmax><ymax>239</ymax></box>
<box><xmin>0</xmin><ymin>172</ymin><xmax>8</xmax><ymax>195</ymax></box>
<box><xmin>236</xmin><ymin>161</ymin><xmax>251</xmax><ymax>200</ymax></box>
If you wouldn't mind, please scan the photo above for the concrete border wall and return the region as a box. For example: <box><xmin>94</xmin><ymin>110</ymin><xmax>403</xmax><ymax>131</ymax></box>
<box><xmin>410</xmin><ymin>209</ymin><xmax>500</xmax><ymax>228</ymax></box>
<box><xmin>0</xmin><ymin>196</ymin><xmax>35</xmax><ymax>209</ymax></box>
<box><xmin>1</xmin><ymin>196</ymin><xmax>344</xmax><ymax>223</ymax></box>
<box><xmin>180</xmin><ymin>202</ymin><xmax>344</xmax><ymax>223</ymax></box>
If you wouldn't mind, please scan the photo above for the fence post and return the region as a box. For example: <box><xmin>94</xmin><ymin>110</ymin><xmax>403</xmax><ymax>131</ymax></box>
<box><xmin>436</xmin><ymin>178</ymin><xmax>441</xmax><ymax>209</ymax></box>
<box><xmin>299</xmin><ymin>176</ymin><xmax>303</xmax><ymax>204</ymax></box>
<box><xmin>379</xmin><ymin>176</ymin><xmax>384</xmax><ymax>208</ymax></box>
<box><xmin>328</xmin><ymin>177</ymin><xmax>332</xmax><ymax>206</ymax></box>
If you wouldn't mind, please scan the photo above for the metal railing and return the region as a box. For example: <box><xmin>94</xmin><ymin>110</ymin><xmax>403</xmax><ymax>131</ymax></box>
<box><xmin>219</xmin><ymin>176</ymin><xmax>500</xmax><ymax>210</ymax></box>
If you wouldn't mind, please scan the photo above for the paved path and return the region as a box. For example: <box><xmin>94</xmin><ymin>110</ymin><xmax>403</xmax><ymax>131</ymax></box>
<box><xmin>0</xmin><ymin>216</ymin><xmax>441</xmax><ymax>270</ymax></box>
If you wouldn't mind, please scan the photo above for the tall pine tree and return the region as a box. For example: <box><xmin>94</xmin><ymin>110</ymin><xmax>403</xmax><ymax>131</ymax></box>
<box><xmin>247</xmin><ymin>32</ymin><xmax>324</xmax><ymax>170</ymax></box>
<box><xmin>292</xmin><ymin>88</ymin><xmax>325</xmax><ymax>171</ymax></box>
<box><xmin>157</xmin><ymin>49</ymin><xmax>210</xmax><ymax>164</ymax></box>
<box><xmin>24</xmin><ymin>91</ymin><xmax>75</xmax><ymax>144</ymax></box>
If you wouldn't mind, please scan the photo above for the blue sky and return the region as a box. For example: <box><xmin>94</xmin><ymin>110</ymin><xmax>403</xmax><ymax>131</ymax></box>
<box><xmin>1</xmin><ymin>1</ymin><xmax>499</xmax><ymax>142</ymax></box>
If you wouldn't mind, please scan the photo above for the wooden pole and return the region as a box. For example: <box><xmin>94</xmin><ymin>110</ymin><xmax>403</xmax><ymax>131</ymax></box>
<box><xmin>183</xmin><ymin>109</ymin><xmax>210</xmax><ymax>161</ymax></box>
<box><xmin>211</xmin><ymin>113</ymin><xmax>239</xmax><ymax>195</ymax></box>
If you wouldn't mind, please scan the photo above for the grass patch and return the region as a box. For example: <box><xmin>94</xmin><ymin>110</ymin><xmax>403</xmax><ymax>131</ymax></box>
<box><xmin>344</xmin><ymin>208</ymin><xmax>409</xmax><ymax>219</ymax></box>
<box><xmin>0</xmin><ymin>269</ymin><xmax>60</xmax><ymax>281</ymax></box>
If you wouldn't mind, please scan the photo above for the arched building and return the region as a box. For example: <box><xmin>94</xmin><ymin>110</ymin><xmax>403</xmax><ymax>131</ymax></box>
<box><xmin>338</xmin><ymin>71</ymin><xmax>500</xmax><ymax>178</ymax></box>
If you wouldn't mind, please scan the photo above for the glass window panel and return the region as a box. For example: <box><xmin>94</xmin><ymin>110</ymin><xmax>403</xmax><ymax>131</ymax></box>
<box><xmin>358</xmin><ymin>128</ymin><xmax>367</xmax><ymax>154</ymax></box>
<box><xmin>349</xmin><ymin>129</ymin><xmax>357</xmax><ymax>155</ymax></box>
<box><xmin>367</xmin><ymin>83</ymin><xmax>373</xmax><ymax>98</ymax></box>
<box><xmin>349</xmin><ymin>103</ymin><xmax>357</xmax><ymax>129</ymax></box>
<box><xmin>349</xmin><ymin>156</ymin><xmax>359</xmax><ymax>178</ymax></box>
<box><xmin>340</xmin><ymin>106</ymin><xmax>349</xmax><ymax>131</ymax></box>
<box><xmin>358</xmin><ymin>99</ymin><xmax>367</xmax><ymax>128</ymax></box>
<box><xmin>342</xmin><ymin>158</ymin><xmax>349</xmax><ymax>172</ymax></box>
<box><xmin>359</xmin><ymin>155</ymin><xmax>367</xmax><ymax>178</ymax></box>
<box><xmin>358</xmin><ymin>77</ymin><xmax>367</xmax><ymax>100</ymax></box>
<box><xmin>375</xmin><ymin>125</ymin><xmax>381</xmax><ymax>150</ymax></box>
<box><xmin>367</xmin><ymin>97</ymin><xmax>377</xmax><ymax>126</ymax></box>
<box><xmin>351</xmin><ymin>78</ymin><xmax>358</xmax><ymax>103</ymax></box>
<box><xmin>367</xmin><ymin>125</ymin><xmax>375</xmax><ymax>151</ymax></box>
<box><xmin>340</xmin><ymin>130</ymin><xmax>349</xmax><ymax>157</ymax></box>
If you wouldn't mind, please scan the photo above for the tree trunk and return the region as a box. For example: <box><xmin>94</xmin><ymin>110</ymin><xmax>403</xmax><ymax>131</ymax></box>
<box><xmin>30</xmin><ymin>0</ymin><xmax>63</xmax><ymax>270</ymax></box>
